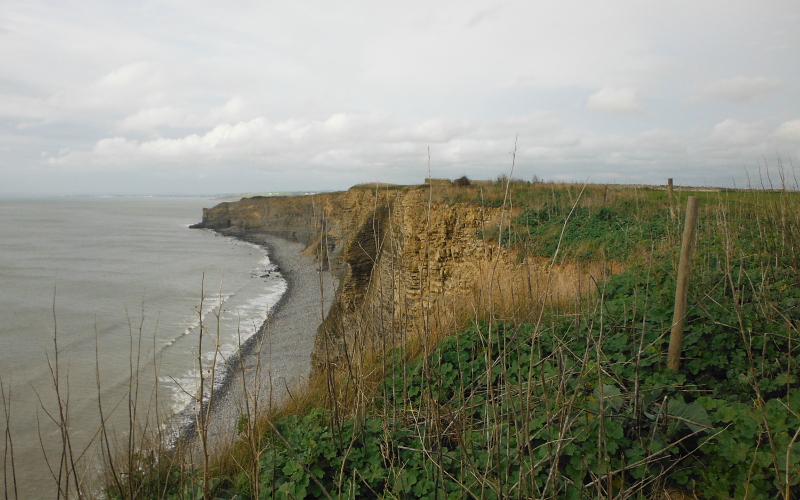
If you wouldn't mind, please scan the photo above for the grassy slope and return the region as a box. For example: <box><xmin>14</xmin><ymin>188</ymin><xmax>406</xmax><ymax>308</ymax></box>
<box><xmin>108</xmin><ymin>182</ymin><xmax>800</xmax><ymax>499</ymax></box>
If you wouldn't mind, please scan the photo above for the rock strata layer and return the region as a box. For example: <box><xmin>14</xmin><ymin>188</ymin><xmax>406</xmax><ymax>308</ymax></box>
<box><xmin>196</xmin><ymin>185</ymin><xmax>599</xmax><ymax>377</ymax></box>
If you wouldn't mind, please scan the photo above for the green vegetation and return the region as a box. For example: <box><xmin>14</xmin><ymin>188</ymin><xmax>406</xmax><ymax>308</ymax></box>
<box><xmin>106</xmin><ymin>181</ymin><xmax>800</xmax><ymax>499</ymax></box>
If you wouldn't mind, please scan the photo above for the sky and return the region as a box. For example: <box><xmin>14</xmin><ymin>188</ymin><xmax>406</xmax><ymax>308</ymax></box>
<box><xmin>1</xmin><ymin>0</ymin><xmax>799</xmax><ymax>195</ymax></box>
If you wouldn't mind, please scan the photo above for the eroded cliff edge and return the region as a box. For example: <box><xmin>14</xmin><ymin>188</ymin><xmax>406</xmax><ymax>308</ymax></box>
<box><xmin>194</xmin><ymin>184</ymin><xmax>596</xmax><ymax>377</ymax></box>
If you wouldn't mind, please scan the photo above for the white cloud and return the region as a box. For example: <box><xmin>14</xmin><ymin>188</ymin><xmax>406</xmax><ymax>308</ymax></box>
<box><xmin>705</xmin><ymin>119</ymin><xmax>768</xmax><ymax>148</ymax></box>
<box><xmin>47</xmin><ymin>113</ymin><xmax>570</xmax><ymax>169</ymax></box>
<box><xmin>387</xmin><ymin>118</ymin><xmax>474</xmax><ymax>143</ymax></box>
<box><xmin>97</xmin><ymin>62</ymin><xmax>159</xmax><ymax>89</ymax></box>
<box><xmin>4</xmin><ymin>0</ymin><xmax>800</xmax><ymax>193</ymax></box>
<box><xmin>586</xmin><ymin>87</ymin><xmax>645</xmax><ymax>114</ymax></box>
<box><xmin>40</xmin><ymin>112</ymin><xmax>770</xmax><ymax>183</ymax></box>
<box><xmin>34</xmin><ymin>109</ymin><xmax>800</xmax><ymax>192</ymax></box>
<box><xmin>119</xmin><ymin>107</ymin><xmax>190</xmax><ymax>130</ymax></box>
<box><xmin>684</xmin><ymin>76</ymin><xmax>783</xmax><ymax>104</ymax></box>
<box><xmin>775</xmin><ymin>119</ymin><xmax>800</xmax><ymax>142</ymax></box>
<box><xmin>118</xmin><ymin>97</ymin><xmax>249</xmax><ymax>131</ymax></box>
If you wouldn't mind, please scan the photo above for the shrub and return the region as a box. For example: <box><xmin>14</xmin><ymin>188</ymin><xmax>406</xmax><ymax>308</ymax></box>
<box><xmin>453</xmin><ymin>175</ymin><xmax>471</xmax><ymax>187</ymax></box>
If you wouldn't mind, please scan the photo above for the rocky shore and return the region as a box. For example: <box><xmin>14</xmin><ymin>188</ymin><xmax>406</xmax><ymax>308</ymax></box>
<box><xmin>185</xmin><ymin>232</ymin><xmax>338</xmax><ymax>457</ymax></box>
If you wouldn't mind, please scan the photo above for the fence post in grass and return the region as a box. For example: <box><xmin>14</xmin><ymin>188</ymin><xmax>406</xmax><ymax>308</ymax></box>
<box><xmin>668</xmin><ymin>196</ymin><xmax>700</xmax><ymax>371</ymax></box>
<box><xmin>667</xmin><ymin>178</ymin><xmax>675</xmax><ymax>219</ymax></box>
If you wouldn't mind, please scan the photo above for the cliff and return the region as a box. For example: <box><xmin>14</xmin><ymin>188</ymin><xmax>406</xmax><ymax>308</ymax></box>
<box><xmin>194</xmin><ymin>184</ymin><xmax>600</xmax><ymax>376</ymax></box>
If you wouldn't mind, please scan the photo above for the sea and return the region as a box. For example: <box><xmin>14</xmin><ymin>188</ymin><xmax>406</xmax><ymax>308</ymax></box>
<box><xmin>0</xmin><ymin>196</ymin><xmax>286</xmax><ymax>497</ymax></box>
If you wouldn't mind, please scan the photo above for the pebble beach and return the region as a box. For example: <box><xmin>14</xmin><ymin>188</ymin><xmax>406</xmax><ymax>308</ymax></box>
<box><xmin>186</xmin><ymin>233</ymin><xmax>338</xmax><ymax>457</ymax></box>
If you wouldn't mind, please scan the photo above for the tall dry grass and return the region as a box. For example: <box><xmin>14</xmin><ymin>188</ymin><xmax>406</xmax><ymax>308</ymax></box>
<box><xmin>10</xmin><ymin>158</ymin><xmax>800</xmax><ymax>498</ymax></box>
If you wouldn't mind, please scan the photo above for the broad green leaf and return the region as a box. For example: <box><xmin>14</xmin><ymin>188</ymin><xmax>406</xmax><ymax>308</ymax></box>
<box><xmin>666</xmin><ymin>400</ymin><xmax>712</xmax><ymax>432</ymax></box>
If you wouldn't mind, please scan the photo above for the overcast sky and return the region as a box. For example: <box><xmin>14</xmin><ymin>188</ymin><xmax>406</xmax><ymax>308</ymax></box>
<box><xmin>1</xmin><ymin>0</ymin><xmax>799</xmax><ymax>195</ymax></box>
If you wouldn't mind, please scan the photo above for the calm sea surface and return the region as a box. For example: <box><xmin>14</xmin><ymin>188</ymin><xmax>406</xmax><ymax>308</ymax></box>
<box><xmin>0</xmin><ymin>196</ymin><xmax>286</xmax><ymax>497</ymax></box>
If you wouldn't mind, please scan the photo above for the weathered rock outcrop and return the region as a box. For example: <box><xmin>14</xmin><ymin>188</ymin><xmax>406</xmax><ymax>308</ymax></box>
<box><xmin>195</xmin><ymin>184</ymin><xmax>598</xmax><ymax>376</ymax></box>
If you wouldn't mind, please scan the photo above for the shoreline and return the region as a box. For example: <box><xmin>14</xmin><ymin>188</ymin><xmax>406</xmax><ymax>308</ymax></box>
<box><xmin>178</xmin><ymin>231</ymin><xmax>338</xmax><ymax>456</ymax></box>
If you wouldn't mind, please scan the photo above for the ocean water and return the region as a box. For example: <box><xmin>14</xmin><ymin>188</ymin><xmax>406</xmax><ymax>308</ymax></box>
<box><xmin>0</xmin><ymin>196</ymin><xmax>286</xmax><ymax>497</ymax></box>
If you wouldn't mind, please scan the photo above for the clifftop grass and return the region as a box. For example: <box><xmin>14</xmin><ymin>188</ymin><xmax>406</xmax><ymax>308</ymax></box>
<box><xmin>105</xmin><ymin>180</ymin><xmax>800</xmax><ymax>499</ymax></box>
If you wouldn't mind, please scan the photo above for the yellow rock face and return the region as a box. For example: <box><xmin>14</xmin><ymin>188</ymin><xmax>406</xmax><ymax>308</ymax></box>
<box><xmin>199</xmin><ymin>184</ymin><xmax>600</xmax><ymax>376</ymax></box>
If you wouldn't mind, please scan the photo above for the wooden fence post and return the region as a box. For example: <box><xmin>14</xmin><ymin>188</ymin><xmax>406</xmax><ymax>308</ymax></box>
<box><xmin>667</xmin><ymin>178</ymin><xmax>675</xmax><ymax>219</ymax></box>
<box><xmin>667</xmin><ymin>196</ymin><xmax>700</xmax><ymax>371</ymax></box>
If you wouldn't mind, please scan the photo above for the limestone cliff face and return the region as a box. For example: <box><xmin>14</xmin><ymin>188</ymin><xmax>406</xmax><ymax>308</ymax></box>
<box><xmin>196</xmin><ymin>185</ymin><xmax>597</xmax><ymax>375</ymax></box>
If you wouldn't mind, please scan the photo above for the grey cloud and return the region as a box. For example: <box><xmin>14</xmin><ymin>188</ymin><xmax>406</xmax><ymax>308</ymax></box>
<box><xmin>465</xmin><ymin>4</ymin><xmax>505</xmax><ymax>28</ymax></box>
<box><xmin>44</xmin><ymin>112</ymin><xmax>800</xmax><ymax>191</ymax></box>
<box><xmin>683</xmin><ymin>76</ymin><xmax>783</xmax><ymax>105</ymax></box>
<box><xmin>0</xmin><ymin>94</ymin><xmax>53</xmax><ymax>121</ymax></box>
<box><xmin>3</xmin><ymin>1</ymin><xmax>800</xmax><ymax>194</ymax></box>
